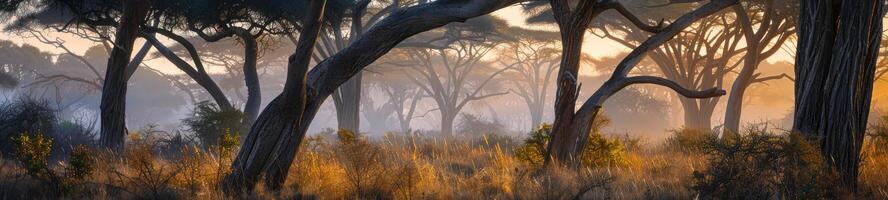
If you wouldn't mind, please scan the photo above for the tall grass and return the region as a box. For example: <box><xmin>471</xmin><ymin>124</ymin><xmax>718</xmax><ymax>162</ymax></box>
<box><xmin>1</xmin><ymin>126</ymin><xmax>888</xmax><ymax>199</ymax></box>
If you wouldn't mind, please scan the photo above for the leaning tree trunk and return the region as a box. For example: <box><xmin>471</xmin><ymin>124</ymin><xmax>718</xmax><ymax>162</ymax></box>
<box><xmin>99</xmin><ymin>0</ymin><xmax>148</xmax><ymax>152</ymax></box>
<box><xmin>222</xmin><ymin>0</ymin><xmax>522</xmax><ymax>194</ymax></box>
<box><xmin>333</xmin><ymin>72</ymin><xmax>362</xmax><ymax>132</ymax></box>
<box><xmin>792</xmin><ymin>0</ymin><xmax>884</xmax><ymax>191</ymax></box>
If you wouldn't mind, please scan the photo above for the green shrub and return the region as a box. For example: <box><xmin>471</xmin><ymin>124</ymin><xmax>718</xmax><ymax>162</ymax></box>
<box><xmin>12</xmin><ymin>132</ymin><xmax>95</xmax><ymax>197</ymax></box>
<box><xmin>515</xmin><ymin>117</ymin><xmax>628</xmax><ymax>168</ymax></box>
<box><xmin>13</xmin><ymin>132</ymin><xmax>53</xmax><ymax>179</ymax></box>
<box><xmin>183</xmin><ymin>101</ymin><xmax>246</xmax><ymax>149</ymax></box>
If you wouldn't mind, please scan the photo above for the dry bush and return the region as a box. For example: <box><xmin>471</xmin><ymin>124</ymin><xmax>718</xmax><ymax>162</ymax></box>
<box><xmin>691</xmin><ymin>127</ymin><xmax>838</xmax><ymax>199</ymax></box>
<box><xmin>663</xmin><ymin>127</ymin><xmax>714</xmax><ymax>154</ymax></box>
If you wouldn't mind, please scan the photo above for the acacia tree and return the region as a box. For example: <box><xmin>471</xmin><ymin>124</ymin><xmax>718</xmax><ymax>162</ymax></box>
<box><xmin>597</xmin><ymin>11</ymin><xmax>744</xmax><ymax>130</ymax></box>
<box><xmin>223</xmin><ymin>0</ymin><xmax>525</xmax><ymax>193</ymax></box>
<box><xmin>793</xmin><ymin>0</ymin><xmax>885</xmax><ymax>191</ymax></box>
<box><xmin>543</xmin><ymin>0</ymin><xmax>737</xmax><ymax>166</ymax></box>
<box><xmin>500</xmin><ymin>28</ymin><xmax>561</xmax><ymax>129</ymax></box>
<box><xmin>403</xmin><ymin>35</ymin><xmax>510</xmax><ymax>136</ymax></box>
<box><xmin>722</xmin><ymin>0</ymin><xmax>795</xmax><ymax>134</ymax></box>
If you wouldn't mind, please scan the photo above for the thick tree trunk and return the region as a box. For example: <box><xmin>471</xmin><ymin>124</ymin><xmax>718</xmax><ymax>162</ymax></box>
<box><xmin>679</xmin><ymin>99</ymin><xmax>713</xmax><ymax>131</ymax></box>
<box><xmin>333</xmin><ymin>72</ymin><xmax>362</xmax><ymax>132</ymax></box>
<box><xmin>793</xmin><ymin>0</ymin><xmax>884</xmax><ymax>191</ymax></box>
<box><xmin>99</xmin><ymin>0</ymin><xmax>148</xmax><ymax>152</ymax></box>
<box><xmin>546</xmin><ymin>28</ymin><xmax>586</xmax><ymax>164</ymax></box>
<box><xmin>222</xmin><ymin>0</ymin><xmax>327</xmax><ymax>194</ymax></box>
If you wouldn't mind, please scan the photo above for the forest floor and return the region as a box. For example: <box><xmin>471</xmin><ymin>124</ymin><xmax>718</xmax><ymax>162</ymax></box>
<box><xmin>1</xmin><ymin>127</ymin><xmax>887</xmax><ymax>199</ymax></box>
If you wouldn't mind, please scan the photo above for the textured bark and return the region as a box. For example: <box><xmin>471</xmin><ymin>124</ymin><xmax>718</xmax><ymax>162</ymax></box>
<box><xmin>792</xmin><ymin>0</ymin><xmax>884</xmax><ymax>191</ymax></box>
<box><xmin>98</xmin><ymin>0</ymin><xmax>148</xmax><ymax>152</ymax></box>
<box><xmin>546</xmin><ymin>0</ymin><xmax>735</xmax><ymax>166</ymax></box>
<box><xmin>222</xmin><ymin>0</ymin><xmax>326</xmax><ymax>194</ymax></box>
<box><xmin>223</xmin><ymin>0</ymin><xmax>522</xmax><ymax>193</ymax></box>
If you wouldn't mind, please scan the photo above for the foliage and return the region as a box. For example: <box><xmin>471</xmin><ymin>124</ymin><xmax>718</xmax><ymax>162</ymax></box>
<box><xmin>11</xmin><ymin>132</ymin><xmax>94</xmax><ymax>197</ymax></box>
<box><xmin>515</xmin><ymin>117</ymin><xmax>628</xmax><ymax>168</ymax></box>
<box><xmin>13</xmin><ymin>132</ymin><xmax>53</xmax><ymax>179</ymax></box>
<box><xmin>692</xmin><ymin>128</ymin><xmax>838</xmax><ymax>199</ymax></box>
<box><xmin>0</xmin><ymin>97</ymin><xmax>56</xmax><ymax>155</ymax></box>
<box><xmin>183</xmin><ymin>101</ymin><xmax>246</xmax><ymax>149</ymax></box>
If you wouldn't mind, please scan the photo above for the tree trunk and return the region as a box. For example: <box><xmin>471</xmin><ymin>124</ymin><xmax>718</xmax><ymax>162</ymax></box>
<box><xmin>221</xmin><ymin>0</ymin><xmax>327</xmax><ymax>194</ymax></box>
<box><xmin>792</xmin><ymin>0</ymin><xmax>884</xmax><ymax>191</ymax></box>
<box><xmin>440</xmin><ymin>110</ymin><xmax>455</xmax><ymax>137</ymax></box>
<box><xmin>529</xmin><ymin>103</ymin><xmax>543</xmax><ymax>130</ymax></box>
<box><xmin>334</xmin><ymin>72</ymin><xmax>362</xmax><ymax>132</ymax></box>
<box><xmin>99</xmin><ymin>0</ymin><xmax>148</xmax><ymax>152</ymax></box>
<box><xmin>679</xmin><ymin>100</ymin><xmax>712</xmax><ymax>131</ymax></box>
<box><xmin>232</xmin><ymin>29</ymin><xmax>261</xmax><ymax>123</ymax></box>
<box><xmin>546</xmin><ymin>27</ymin><xmax>587</xmax><ymax>165</ymax></box>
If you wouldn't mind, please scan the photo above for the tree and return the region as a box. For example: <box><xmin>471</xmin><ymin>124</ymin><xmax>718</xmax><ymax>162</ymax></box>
<box><xmin>542</xmin><ymin>0</ymin><xmax>735</xmax><ymax>166</ymax></box>
<box><xmin>98</xmin><ymin>0</ymin><xmax>150</xmax><ymax>151</ymax></box>
<box><xmin>223</xmin><ymin>0</ymin><xmax>524</xmax><ymax>193</ymax></box>
<box><xmin>402</xmin><ymin>35</ymin><xmax>510</xmax><ymax>136</ymax></box>
<box><xmin>792</xmin><ymin>0</ymin><xmax>885</xmax><ymax>191</ymax></box>
<box><xmin>499</xmin><ymin>28</ymin><xmax>561</xmax><ymax>129</ymax></box>
<box><xmin>596</xmin><ymin>10</ymin><xmax>744</xmax><ymax>131</ymax></box>
<box><xmin>722</xmin><ymin>0</ymin><xmax>796</xmax><ymax>135</ymax></box>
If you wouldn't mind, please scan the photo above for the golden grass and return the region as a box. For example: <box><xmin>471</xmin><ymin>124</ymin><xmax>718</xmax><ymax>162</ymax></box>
<box><xmin>1</xmin><ymin>131</ymin><xmax>888</xmax><ymax>199</ymax></box>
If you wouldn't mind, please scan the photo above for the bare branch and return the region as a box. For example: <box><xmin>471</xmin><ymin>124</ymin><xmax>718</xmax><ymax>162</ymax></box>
<box><xmin>620</xmin><ymin>76</ymin><xmax>726</xmax><ymax>98</ymax></box>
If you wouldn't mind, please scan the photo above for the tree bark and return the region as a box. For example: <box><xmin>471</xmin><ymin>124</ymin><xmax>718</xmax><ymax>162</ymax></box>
<box><xmin>792</xmin><ymin>0</ymin><xmax>884</xmax><ymax>191</ymax></box>
<box><xmin>99</xmin><ymin>0</ymin><xmax>148</xmax><ymax>152</ymax></box>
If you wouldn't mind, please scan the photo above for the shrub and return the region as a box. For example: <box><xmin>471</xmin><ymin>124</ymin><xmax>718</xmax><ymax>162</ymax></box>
<box><xmin>183</xmin><ymin>101</ymin><xmax>246</xmax><ymax>149</ymax></box>
<box><xmin>13</xmin><ymin>132</ymin><xmax>53</xmax><ymax>180</ymax></box>
<box><xmin>0</xmin><ymin>97</ymin><xmax>56</xmax><ymax>155</ymax></box>
<box><xmin>11</xmin><ymin>132</ymin><xmax>94</xmax><ymax>197</ymax></box>
<box><xmin>691</xmin><ymin>127</ymin><xmax>837</xmax><ymax>199</ymax></box>
<box><xmin>457</xmin><ymin>114</ymin><xmax>506</xmax><ymax>136</ymax></box>
<box><xmin>515</xmin><ymin>116</ymin><xmax>628</xmax><ymax>168</ymax></box>
<box><xmin>664</xmin><ymin>127</ymin><xmax>714</xmax><ymax>154</ymax></box>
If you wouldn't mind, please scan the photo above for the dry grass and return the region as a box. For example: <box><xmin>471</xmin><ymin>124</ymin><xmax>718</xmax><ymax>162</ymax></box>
<box><xmin>1</xmin><ymin>129</ymin><xmax>888</xmax><ymax>199</ymax></box>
